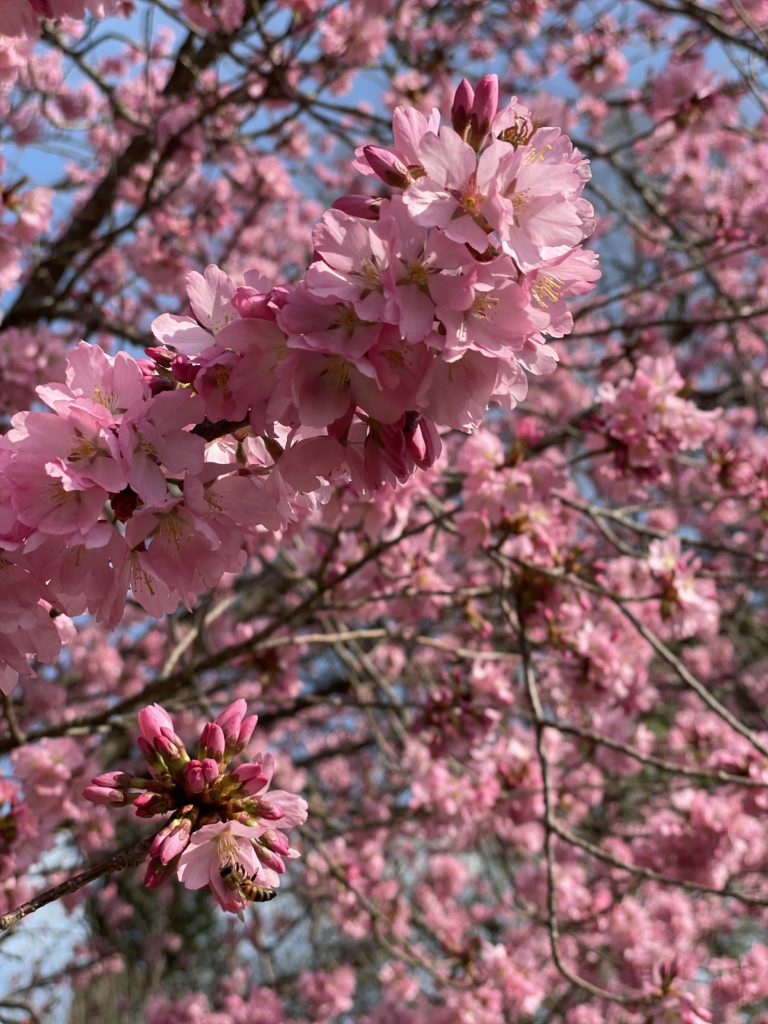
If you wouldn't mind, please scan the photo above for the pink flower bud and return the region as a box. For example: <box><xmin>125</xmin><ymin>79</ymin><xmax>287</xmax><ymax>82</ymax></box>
<box><xmin>378</xmin><ymin>422</ymin><xmax>410</xmax><ymax>481</ymax></box>
<box><xmin>138</xmin><ymin>704</ymin><xmax>175</xmax><ymax>746</ymax></box>
<box><xmin>184</xmin><ymin>760</ymin><xmax>206</xmax><ymax>793</ymax></box>
<box><xmin>137</xmin><ymin>736</ymin><xmax>166</xmax><ymax>774</ymax></box>
<box><xmin>261</xmin><ymin>829</ymin><xmax>291</xmax><ymax>855</ymax></box>
<box><xmin>171</xmin><ymin>354</ymin><xmax>198</xmax><ymax>384</ymax></box>
<box><xmin>90</xmin><ymin>771</ymin><xmax>135</xmax><ymax>791</ymax></box>
<box><xmin>201</xmin><ymin>758</ymin><xmax>219</xmax><ymax>784</ymax></box>
<box><xmin>236</xmin><ymin>714</ymin><xmax>258</xmax><ymax>752</ymax></box>
<box><xmin>451</xmin><ymin>78</ymin><xmax>475</xmax><ymax>135</ymax></box>
<box><xmin>331</xmin><ymin>194</ymin><xmax>382</xmax><ymax>220</ymax></box>
<box><xmin>234</xmin><ymin>763</ymin><xmax>269</xmax><ymax>796</ymax></box>
<box><xmin>198</xmin><ymin>722</ymin><xmax>225</xmax><ymax>762</ymax></box>
<box><xmin>231</xmin><ymin>286</ymin><xmax>275</xmax><ymax>320</ymax></box>
<box><xmin>362</xmin><ymin>146</ymin><xmax>412</xmax><ymax>188</ymax></box>
<box><xmin>254</xmin><ymin>801</ymin><xmax>285</xmax><ymax>821</ymax></box>
<box><xmin>83</xmin><ymin>785</ymin><xmax>127</xmax><ymax>806</ymax></box>
<box><xmin>144</xmin><ymin>857</ymin><xmax>176</xmax><ymax>889</ymax></box>
<box><xmin>215</xmin><ymin>699</ymin><xmax>248</xmax><ymax>742</ymax></box>
<box><xmin>267</xmin><ymin>285</ymin><xmax>291</xmax><ymax>310</ymax></box>
<box><xmin>255</xmin><ymin>845</ymin><xmax>286</xmax><ymax>874</ymax></box>
<box><xmin>133</xmin><ymin>791</ymin><xmax>173</xmax><ymax>818</ymax></box>
<box><xmin>155</xmin><ymin>732</ymin><xmax>184</xmax><ymax>761</ymax></box>
<box><xmin>473</xmin><ymin>74</ymin><xmax>501</xmax><ymax>136</ymax></box>
<box><xmin>145</xmin><ymin>346</ymin><xmax>174</xmax><ymax>367</ymax></box>
<box><xmin>149</xmin><ymin>816</ymin><xmax>193</xmax><ymax>864</ymax></box>
<box><xmin>363</xmin><ymin>433</ymin><xmax>390</xmax><ymax>490</ymax></box>
<box><xmin>148</xmin><ymin>375</ymin><xmax>176</xmax><ymax>396</ymax></box>
<box><xmin>215</xmin><ymin>700</ymin><xmax>258</xmax><ymax>757</ymax></box>
<box><xmin>404</xmin><ymin>413</ymin><xmax>441</xmax><ymax>469</ymax></box>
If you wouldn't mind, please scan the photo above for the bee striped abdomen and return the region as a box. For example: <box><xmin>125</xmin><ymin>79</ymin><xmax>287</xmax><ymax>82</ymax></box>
<box><xmin>220</xmin><ymin>864</ymin><xmax>277</xmax><ymax>903</ymax></box>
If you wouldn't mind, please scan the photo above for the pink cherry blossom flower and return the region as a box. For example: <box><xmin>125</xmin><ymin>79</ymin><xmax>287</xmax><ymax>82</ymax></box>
<box><xmin>176</xmin><ymin>820</ymin><xmax>268</xmax><ymax>912</ymax></box>
<box><xmin>402</xmin><ymin>126</ymin><xmax>493</xmax><ymax>252</ymax></box>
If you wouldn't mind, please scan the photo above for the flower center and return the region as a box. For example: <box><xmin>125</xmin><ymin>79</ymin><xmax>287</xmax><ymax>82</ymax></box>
<box><xmin>470</xmin><ymin>294</ymin><xmax>499</xmax><ymax>320</ymax></box>
<box><xmin>532</xmin><ymin>274</ymin><xmax>564</xmax><ymax>307</ymax></box>
<box><xmin>322</xmin><ymin>356</ymin><xmax>353</xmax><ymax>390</ymax></box>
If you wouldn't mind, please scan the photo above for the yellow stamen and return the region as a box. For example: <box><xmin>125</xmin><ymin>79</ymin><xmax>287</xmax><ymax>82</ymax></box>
<box><xmin>358</xmin><ymin>259</ymin><xmax>380</xmax><ymax>287</ymax></box>
<box><xmin>322</xmin><ymin>357</ymin><xmax>353</xmax><ymax>391</ymax></box>
<box><xmin>470</xmin><ymin>295</ymin><xmax>499</xmax><ymax>320</ymax></box>
<box><xmin>532</xmin><ymin>274</ymin><xmax>564</xmax><ymax>308</ymax></box>
<box><xmin>523</xmin><ymin>143</ymin><xmax>553</xmax><ymax>165</ymax></box>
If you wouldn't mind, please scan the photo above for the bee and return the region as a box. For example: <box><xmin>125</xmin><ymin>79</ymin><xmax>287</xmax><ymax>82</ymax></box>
<box><xmin>219</xmin><ymin>863</ymin><xmax>277</xmax><ymax>903</ymax></box>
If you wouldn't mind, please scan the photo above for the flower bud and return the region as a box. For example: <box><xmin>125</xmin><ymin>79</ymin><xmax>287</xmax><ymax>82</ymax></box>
<box><xmin>149</xmin><ymin>814</ymin><xmax>194</xmax><ymax>865</ymax></box>
<box><xmin>144</xmin><ymin>856</ymin><xmax>177</xmax><ymax>889</ymax></box>
<box><xmin>267</xmin><ymin>286</ymin><xmax>291</xmax><ymax>311</ymax></box>
<box><xmin>451</xmin><ymin>78</ymin><xmax>475</xmax><ymax>136</ymax></box>
<box><xmin>404</xmin><ymin>413</ymin><xmax>441</xmax><ymax>469</ymax></box>
<box><xmin>133</xmin><ymin>791</ymin><xmax>174</xmax><ymax>818</ymax></box>
<box><xmin>252</xmin><ymin>800</ymin><xmax>285</xmax><ymax>822</ymax></box>
<box><xmin>171</xmin><ymin>354</ymin><xmax>198</xmax><ymax>385</ymax></box>
<box><xmin>232</xmin><ymin>286</ymin><xmax>275</xmax><ymax>321</ymax></box>
<box><xmin>198</xmin><ymin>722</ymin><xmax>225</xmax><ymax>762</ymax></box>
<box><xmin>138</xmin><ymin>704</ymin><xmax>175</xmax><ymax>746</ymax></box>
<box><xmin>215</xmin><ymin>699</ymin><xmax>247</xmax><ymax>741</ymax></box>
<box><xmin>469</xmin><ymin>74</ymin><xmax>499</xmax><ymax>150</ymax></box>
<box><xmin>83</xmin><ymin>785</ymin><xmax>128</xmax><ymax>806</ymax></box>
<box><xmin>233</xmin><ymin>762</ymin><xmax>270</xmax><ymax>796</ymax></box>
<box><xmin>362</xmin><ymin>146</ymin><xmax>412</xmax><ymax>189</ymax></box>
<box><xmin>331</xmin><ymin>194</ymin><xmax>383</xmax><ymax>220</ymax></box>
<box><xmin>363</xmin><ymin>433</ymin><xmax>390</xmax><ymax>490</ymax></box>
<box><xmin>137</xmin><ymin>736</ymin><xmax>167</xmax><ymax>775</ymax></box>
<box><xmin>83</xmin><ymin>770</ymin><xmax>150</xmax><ymax>807</ymax></box>
<box><xmin>145</xmin><ymin>345</ymin><xmax>174</xmax><ymax>367</ymax></box>
<box><xmin>149</xmin><ymin>375</ymin><xmax>177</xmax><ymax>396</ymax></box>
<box><xmin>215</xmin><ymin>700</ymin><xmax>258</xmax><ymax>758</ymax></box>
<box><xmin>254</xmin><ymin>844</ymin><xmax>286</xmax><ymax>874</ymax></box>
<box><xmin>154</xmin><ymin>730</ymin><xmax>189</xmax><ymax>769</ymax></box>
<box><xmin>378</xmin><ymin>421</ymin><xmax>410</xmax><ymax>481</ymax></box>
<box><xmin>90</xmin><ymin>771</ymin><xmax>138</xmax><ymax>791</ymax></box>
<box><xmin>261</xmin><ymin>829</ymin><xmax>291</xmax><ymax>855</ymax></box>
<box><xmin>184</xmin><ymin>760</ymin><xmax>206</xmax><ymax>794</ymax></box>
<box><xmin>236</xmin><ymin>715</ymin><xmax>258</xmax><ymax>753</ymax></box>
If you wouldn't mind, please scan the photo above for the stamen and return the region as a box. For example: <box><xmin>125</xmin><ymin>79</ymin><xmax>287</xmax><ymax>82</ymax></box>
<box><xmin>336</xmin><ymin>305</ymin><xmax>360</xmax><ymax>332</ymax></box>
<box><xmin>322</xmin><ymin>356</ymin><xmax>353</xmax><ymax>390</ymax></box>
<box><xmin>470</xmin><ymin>295</ymin><xmax>500</xmax><ymax>320</ymax></box>
<box><xmin>500</xmin><ymin>117</ymin><xmax>534</xmax><ymax>148</ymax></box>
<box><xmin>523</xmin><ymin>143</ymin><xmax>554</xmax><ymax>165</ymax></box>
<box><xmin>532</xmin><ymin>274</ymin><xmax>564</xmax><ymax>307</ymax></box>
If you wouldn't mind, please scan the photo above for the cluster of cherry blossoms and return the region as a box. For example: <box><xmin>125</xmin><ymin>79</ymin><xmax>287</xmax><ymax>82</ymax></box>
<box><xmin>4</xmin><ymin>0</ymin><xmax>768</xmax><ymax>1015</ymax></box>
<box><xmin>84</xmin><ymin>700</ymin><xmax>307</xmax><ymax>912</ymax></box>
<box><xmin>0</xmin><ymin>0</ymin><xmax>110</xmax><ymax>37</ymax></box>
<box><xmin>0</xmin><ymin>74</ymin><xmax>599</xmax><ymax>696</ymax></box>
<box><xmin>592</xmin><ymin>354</ymin><xmax>716</xmax><ymax>481</ymax></box>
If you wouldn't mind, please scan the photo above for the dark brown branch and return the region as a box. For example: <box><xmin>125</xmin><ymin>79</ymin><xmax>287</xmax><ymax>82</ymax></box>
<box><xmin>2</xmin><ymin>27</ymin><xmax>245</xmax><ymax>329</ymax></box>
